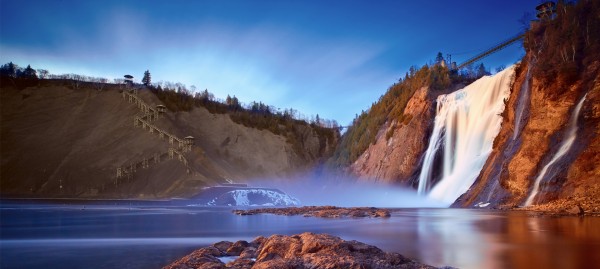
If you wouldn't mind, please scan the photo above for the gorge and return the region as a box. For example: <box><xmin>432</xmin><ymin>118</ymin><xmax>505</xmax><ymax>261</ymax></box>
<box><xmin>1</xmin><ymin>1</ymin><xmax>599</xmax><ymax>268</ymax></box>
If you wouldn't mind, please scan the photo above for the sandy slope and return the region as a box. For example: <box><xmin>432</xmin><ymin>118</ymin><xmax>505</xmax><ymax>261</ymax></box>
<box><xmin>0</xmin><ymin>82</ymin><xmax>329</xmax><ymax>198</ymax></box>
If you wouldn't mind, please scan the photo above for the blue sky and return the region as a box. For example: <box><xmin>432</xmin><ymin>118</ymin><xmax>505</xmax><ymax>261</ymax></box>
<box><xmin>1</xmin><ymin>0</ymin><xmax>538</xmax><ymax>125</ymax></box>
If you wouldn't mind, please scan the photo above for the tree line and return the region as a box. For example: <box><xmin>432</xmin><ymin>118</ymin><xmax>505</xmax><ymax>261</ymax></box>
<box><xmin>0</xmin><ymin>62</ymin><xmax>340</xmax><ymax>161</ymax></box>
<box><xmin>524</xmin><ymin>0</ymin><xmax>599</xmax><ymax>96</ymax></box>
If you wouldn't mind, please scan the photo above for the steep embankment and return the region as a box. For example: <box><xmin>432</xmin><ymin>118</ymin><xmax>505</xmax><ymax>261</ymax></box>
<box><xmin>455</xmin><ymin>60</ymin><xmax>600</xmax><ymax>211</ymax></box>
<box><xmin>350</xmin><ymin>86</ymin><xmax>435</xmax><ymax>184</ymax></box>
<box><xmin>455</xmin><ymin>0</ymin><xmax>600</xmax><ymax>212</ymax></box>
<box><xmin>0</xmin><ymin>81</ymin><xmax>334</xmax><ymax>199</ymax></box>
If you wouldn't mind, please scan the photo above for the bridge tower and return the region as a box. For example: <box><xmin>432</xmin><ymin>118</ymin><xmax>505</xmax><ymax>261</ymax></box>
<box><xmin>536</xmin><ymin>1</ymin><xmax>556</xmax><ymax>21</ymax></box>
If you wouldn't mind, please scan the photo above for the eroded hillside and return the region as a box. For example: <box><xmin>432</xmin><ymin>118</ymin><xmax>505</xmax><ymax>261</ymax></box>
<box><xmin>0</xmin><ymin>80</ymin><xmax>337</xmax><ymax>198</ymax></box>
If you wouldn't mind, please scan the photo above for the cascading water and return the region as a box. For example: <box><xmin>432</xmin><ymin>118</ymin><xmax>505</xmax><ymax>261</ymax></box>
<box><xmin>513</xmin><ymin>65</ymin><xmax>531</xmax><ymax>140</ymax></box>
<box><xmin>417</xmin><ymin>66</ymin><xmax>514</xmax><ymax>204</ymax></box>
<box><xmin>523</xmin><ymin>93</ymin><xmax>587</xmax><ymax>206</ymax></box>
<box><xmin>484</xmin><ymin>64</ymin><xmax>533</xmax><ymax>202</ymax></box>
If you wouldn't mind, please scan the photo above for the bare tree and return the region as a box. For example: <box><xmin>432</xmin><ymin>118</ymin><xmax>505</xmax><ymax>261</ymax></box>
<box><xmin>35</xmin><ymin>69</ymin><xmax>49</xmax><ymax>79</ymax></box>
<box><xmin>93</xmin><ymin>77</ymin><xmax>108</xmax><ymax>91</ymax></box>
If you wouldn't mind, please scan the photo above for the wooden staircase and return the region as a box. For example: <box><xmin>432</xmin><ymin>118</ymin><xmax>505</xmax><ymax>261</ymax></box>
<box><xmin>111</xmin><ymin>89</ymin><xmax>195</xmax><ymax>187</ymax></box>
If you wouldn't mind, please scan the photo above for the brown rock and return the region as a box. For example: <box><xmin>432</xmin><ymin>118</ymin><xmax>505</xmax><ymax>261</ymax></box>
<box><xmin>233</xmin><ymin>206</ymin><xmax>392</xmax><ymax>219</ymax></box>
<box><xmin>164</xmin><ymin>232</ymin><xmax>437</xmax><ymax>269</ymax></box>
<box><xmin>226</xmin><ymin>258</ymin><xmax>255</xmax><ymax>269</ymax></box>
<box><xmin>350</xmin><ymin>86</ymin><xmax>440</xmax><ymax>184</ymax></box>
<box><xmin>375</xmin><ymin>209</ymin><xmax>391</xmax><ymax>218</ymax></box>
<box><xmin>163</xmin><ymin>248</ymin><xmax>225</xmax><ymax>269</ymax></box>
<box><xmin>565</xmin><ymin>204</ymin><xmax>584</xmax><ymax>216</ymax></box>
<box><xmin>239</xmin><ymin>247</ymin><xmax>257</xmax><ymax>259</ymax></box>
<box><xmin>250</xmin><ymin>236</ymin><xmax>267</xmax><ymax>248</ymax></box>
<box><xmin>226</xmin><ymin>240</ymin><xmax>250</xmax><ymax>256</ymax></box>
<box><xmin>212</xmin><ymin>241</ymin><xmax>232</xmax><ymax>253</ymax></box>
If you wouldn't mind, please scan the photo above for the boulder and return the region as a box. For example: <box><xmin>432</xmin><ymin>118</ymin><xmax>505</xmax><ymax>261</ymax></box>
<box><xmin>163</xmin><ymin>232</ymin><xmax>437</xmax><ymax>269</ymax></box>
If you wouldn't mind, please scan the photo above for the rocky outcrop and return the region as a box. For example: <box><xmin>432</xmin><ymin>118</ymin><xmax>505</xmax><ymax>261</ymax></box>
<box><xmin>232</xmin><ymin>206</ymin><xmax>391</xmax><ymax>218</ymax></box>
<box><xmin>164</xmin><ymin>233</ymin><xmax>436</xmax><ymax>269</ymax></box>
<box><xmin>350</xmin><ymin>87</ymin><xmax>436</xmax><ymax>185</ymax></box>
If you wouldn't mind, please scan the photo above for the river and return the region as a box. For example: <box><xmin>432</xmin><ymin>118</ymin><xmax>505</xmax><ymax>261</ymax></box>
<box><xmin>1</xmin><ymin>200</ymin><xmax>599</xmax><ymax>269</ymax></box>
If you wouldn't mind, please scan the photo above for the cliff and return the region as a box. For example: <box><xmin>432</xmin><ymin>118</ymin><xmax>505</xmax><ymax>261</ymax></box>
<box><xmin>348</xmin><ymin>0</ymin><xmax>600</xmax><ymax>212</ymax></box>
<box><xmin>455</xmin><ymin>58</ymin><xmax>600</xmax><ymax>212</ymax></box>
<box><xmin>0</xmin><ymin>80</ymin><xmax>337</xmax><ymax>199</ymax></box>
<box><xmin>350</xmin><ymin>86</ymin><xmax>435</xmax><ymax>185</ymax></box>
<box><xmin>453</xmin><ymin>0</ymin><xmax>600</xmax><ymax>212</ymax></box>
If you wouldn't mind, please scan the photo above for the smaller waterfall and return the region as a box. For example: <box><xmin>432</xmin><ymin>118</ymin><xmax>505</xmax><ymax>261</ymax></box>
<box><xmin>513</xmin><ymin>65</ymin><xmax>531</xmax><ymax>140</ymax></box>
<box><xmin>523</xmin><ymin>94</ymin><xmax>587</xmax><ymax>206</ymax></box>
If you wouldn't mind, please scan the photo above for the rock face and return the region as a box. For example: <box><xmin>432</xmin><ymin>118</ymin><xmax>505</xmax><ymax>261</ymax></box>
<box><xmin>348</xmin><ymin>0</ymin><xmax>600</xmax><ymax>213</ymax></box>
<box><xmin>164</xmin><ymin>233</ymin><xmax>436</xmax><ymax>269</ymax></box>
<box><xmin>0</xmin><ymin>82</ymin><xmax>336</xmax><ymax>199</ymax></box>
<box><xmin>454</xmin><ymin>59</ymin><xmax>600</xmax><ymax>213</ymax></box>
<box><xmin>350</xmin><ymin>87</ymin><xmax>436</xmax><ymax>185</ymax></box>
<box><xmin>232</xmin><ymin>206</ymin><xmax>391</xmax><ymax>218</ymax></box>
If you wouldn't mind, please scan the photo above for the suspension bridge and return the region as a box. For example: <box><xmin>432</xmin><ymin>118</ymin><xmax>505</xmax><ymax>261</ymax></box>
<box><xmin>452</xmin><ymin>32</ymin><xmax>525</xmax><ymax>70</ymax></box>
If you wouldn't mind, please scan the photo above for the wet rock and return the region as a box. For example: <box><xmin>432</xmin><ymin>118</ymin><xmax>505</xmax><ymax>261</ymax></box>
<box><xmin>212</xmin><ymin>241</ymin><xmax>233</xmax><ymax>254</ymax></box>
<box><xmin>375</xmin><ymin>209</ymin><xmax>392</xmax><ymax>218</ymax></box>
<box><xmin>239</xmin><ymin>247</ymin><xmax>256</xmax><ymax>259</ymax></box>
<box><xmin>164</xmin><ymin>248</ymin><xmax>225</xmax><ymax>269</ymax></box>
<box><xmin>250</xmin><ymin>236</ymin><xmax>266</xmax><ymax>248</ymax></box>
<box><xmin>225</xmin><ymin>258</ymin><xmax>254</xmax><ymax>269</ymax></box>
<box><xmin>565</xmin><ymin>204</ymin><xmax>584</xmax><ymax>216</ymax></box>
<box><xmin>226</xmin><ymin>240</ymin><xmax>249</xmax><ymax>256</ymax></box>
<box><xmin>164</xmin><ymin>232</ymin><xmax>437</xmax><ymax>269</ymax></box>
<box><xmin>232</xmin><ymin>206</ymin><xmax>392</xmax><ymax>219</ymax></box>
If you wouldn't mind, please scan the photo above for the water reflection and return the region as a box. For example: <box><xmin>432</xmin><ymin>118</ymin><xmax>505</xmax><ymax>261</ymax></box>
<box><xmin>415</xmin><ymin>209</ymin><xmax>500</xmax><ymax>268</ymax></box>
<box><xmin>1</xmin><ymin>202</ymin><xmax>599</xmax><ymax>269</ymax></box>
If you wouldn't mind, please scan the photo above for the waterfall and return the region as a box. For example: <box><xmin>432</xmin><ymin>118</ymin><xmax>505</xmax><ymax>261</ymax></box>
<box><xmin>513</xmin><ymin>65</ymin><xmax>531</xmax><ymax>140</ymax></box>
<box><xmin>417</xmin><ymin>66</ymin><xmax>514</xmax><ymax>204</ymax></box>
<box><xmin>523</xmin><ymin>93</ymin><xmax>587</xmax><ymax>206</ymax></box>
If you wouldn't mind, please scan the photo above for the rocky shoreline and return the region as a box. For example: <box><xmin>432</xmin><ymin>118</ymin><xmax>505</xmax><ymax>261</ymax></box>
<box><xmin>232</xmin><ymin>206</ymin><xmax>392</xmax><ymax>218</ymax></box>
<box><xmin>163</xmin><ymin>232</ymin><xmax>437</xmax><ymax>269</ymax></box>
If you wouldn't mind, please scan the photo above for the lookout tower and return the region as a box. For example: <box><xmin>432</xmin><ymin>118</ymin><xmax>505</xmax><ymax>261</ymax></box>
<box><xmin>184</xmin><ymin>136</ymin><xmax>195</xmax><ymax>151</ymax></box>
<box><xmin>536</xmin><ymin>1</ymin><xmax>556</xmax><ymax>20</ymax></box>
<box><xmin>156</xmin><ymin>105</ymin><xmax>167</xmax><ymax>116</ymax></box>
<box><xmin>124</xmin><ymin>75</ymin><xmax>134</xmax><ymax>88</ymax></box>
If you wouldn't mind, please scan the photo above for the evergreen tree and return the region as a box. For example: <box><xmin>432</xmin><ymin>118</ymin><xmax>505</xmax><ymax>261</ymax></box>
<box><xmin>22</xmin><ymin>65</ymin><xmax>37</xmax><ymax>79</ymax></box>
<box><xmin>142</xmin><ymin>70</ymin><xmax>151</xmax><ymax>86</ymax></box>
<box><xmin>476</xmin><ymin>63</ymin><xmax>488</xmax><ymax>77</ymax></box>
<box><xmin>0</xmin><ymin>62</ymin><xmax>18</xmax><ymax>77</ymax></box>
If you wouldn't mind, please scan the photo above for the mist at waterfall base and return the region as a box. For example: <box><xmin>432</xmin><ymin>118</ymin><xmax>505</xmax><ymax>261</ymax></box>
<box><xmin>417</xmin><ymin>66</ymin><xmax>515</xmax><ymax>204</ymax></box>
<box><xmin>250</xmin><ymin>174</ymin><xmax>445</xmax><ymax>208</ymax></box>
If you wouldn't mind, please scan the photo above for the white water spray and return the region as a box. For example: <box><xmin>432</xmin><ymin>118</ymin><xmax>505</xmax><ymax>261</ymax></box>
<box><xmin>523</xmin><ymin>93</ymin><xmax>587</xmax><ymax>206</ymax></box>
<box><xmin>417</xmin><ymin>66</ymin><xmax>514</xmax><ymax>204</ymax></box>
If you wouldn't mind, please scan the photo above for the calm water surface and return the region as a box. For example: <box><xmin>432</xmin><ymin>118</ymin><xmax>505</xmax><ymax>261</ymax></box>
<box><xmin>1</xmin><ymin>200</ymin><xmax>599</xmax><ymax>269</ymax></box>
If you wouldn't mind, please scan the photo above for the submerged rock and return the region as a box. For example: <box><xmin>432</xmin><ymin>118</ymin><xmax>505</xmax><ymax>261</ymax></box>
<box><xmin>164</xmin><ymin>232</ymin><xmax>436</xmax><ymax>269</ymax></box>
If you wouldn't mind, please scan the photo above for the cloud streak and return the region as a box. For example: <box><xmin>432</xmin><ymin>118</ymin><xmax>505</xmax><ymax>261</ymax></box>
<box><xmin>0</xmin><ymin>0</ymin><xmax>533</xmax><ymax>125</ymax></box>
